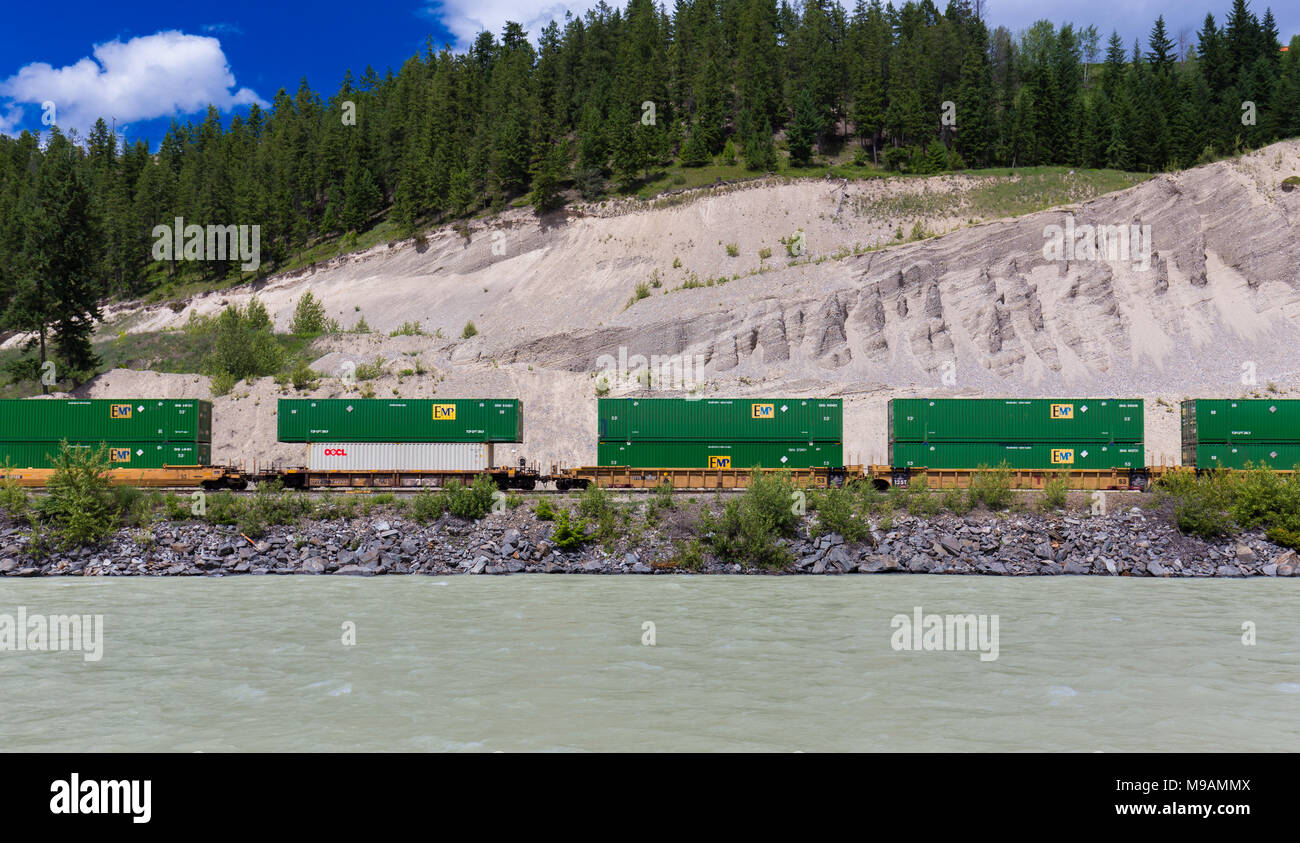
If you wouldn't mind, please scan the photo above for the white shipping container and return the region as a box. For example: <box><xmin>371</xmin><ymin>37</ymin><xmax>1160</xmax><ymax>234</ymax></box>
<box><xmin>308</xmin><ymin>442</ymin><xmax>493</xmax><ymax>471</ymax></box>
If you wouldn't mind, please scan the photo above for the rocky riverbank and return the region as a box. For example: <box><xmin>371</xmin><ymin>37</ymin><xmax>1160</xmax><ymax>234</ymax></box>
<box><xmin>0</xmin><ymin>503</ymin><xmax>1296</xmax><ymax>578</ymax></box>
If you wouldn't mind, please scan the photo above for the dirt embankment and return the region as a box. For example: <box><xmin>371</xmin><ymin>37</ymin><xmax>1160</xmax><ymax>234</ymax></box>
<box><xmin>72</xmin><ymin>140</ymin><xmax>1300</xmax><ymax>469</ymax></box>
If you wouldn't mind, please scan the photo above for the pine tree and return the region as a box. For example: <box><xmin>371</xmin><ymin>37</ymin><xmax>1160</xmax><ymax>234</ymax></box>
<box><xmin>9</xmin><ymin>130</ymin><xmax>103</xmax><ymax>386</ymax></box>
<box><xmin>787</xmin><ymin>87</ymin><xmax>821</xmax><ymax>165</ymax></box>
<box><xmin>743</xmin><ymin>118</ymin><xmax>779</xmax><ymax>171</ymax></box>
<box><xmin>530</xmin><ymin>139</ymin><xmax>569</xmax><ymax>213</ymax></box>
<box><xmin>954</xmin><ymin>42</ymin><xmax>994</xmax><ymax>167</ymax></box>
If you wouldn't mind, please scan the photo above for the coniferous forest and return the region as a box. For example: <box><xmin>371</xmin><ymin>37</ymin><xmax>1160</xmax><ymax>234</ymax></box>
<box><xmin>1</xmin><ymin>0</ymin><xmax>1299</xmax><ymax>381</ymax></box>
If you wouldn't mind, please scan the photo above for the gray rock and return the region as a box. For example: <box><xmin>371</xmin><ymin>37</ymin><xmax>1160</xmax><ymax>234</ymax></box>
<box><xmin>1215</xmin><ymin>564</ymin><xmax>1244</xmax><ymax>578</ymax></box>
<box><xmin>1274</xmin><ymin>550</ymin><xmax>1297</xmax><ymax>576</ymax></box>
<box><xmin>335</xmin><ymin>565</ymin><xmax>370</xmax><ymax>576</ymax></box>
<box><xmin>300</xmin><ymin>558</ymin><xmax>326</xmax><ymax>574</ymax></box>
<box><xmin>825</xmin><ymin>546</ymin><xmax>852</xmax><ymax>572</ymax></box>
<box><xmin>1235</xmin><ymin>544</ymin><xmax>1257</xmax><ymax>564</ymax></box>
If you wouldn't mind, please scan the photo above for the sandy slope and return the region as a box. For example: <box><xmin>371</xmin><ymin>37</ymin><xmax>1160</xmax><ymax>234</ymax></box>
<box><xmin>68</xmin><ymin>141</ymin><xmax>1300</xmax><ymax>469</ymax></box>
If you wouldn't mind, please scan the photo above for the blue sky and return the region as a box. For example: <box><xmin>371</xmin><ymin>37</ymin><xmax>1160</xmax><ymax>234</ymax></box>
<box><xmin>1</xmin><ymin>1</ymin><xmax>1295</xmax><ymax>147</ymax></box>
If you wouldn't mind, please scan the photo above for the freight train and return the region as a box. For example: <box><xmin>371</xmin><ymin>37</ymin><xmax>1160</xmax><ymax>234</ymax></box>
<box><xmin>0</xmin><ymin>395</ymin><xmax>1297</xmax><ymax>492</ymax></box>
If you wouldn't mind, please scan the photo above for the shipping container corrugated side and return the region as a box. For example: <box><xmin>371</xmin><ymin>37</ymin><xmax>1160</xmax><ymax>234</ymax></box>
<box><xmin>598</xmin><ymin>397</ymin><xmax>842</xmax><ymax>441</ymax></box>
<box><xmin>889</xmin><ymin>441</ymin><xmax>1144</xmax><ymax>470</ymax></box>
<box><xmin>1183</xmin><ymin>443</ymin><xmax>1300</xmax><ymax>470</ymax></box>
<box><xmin>0</xmin><ymin>441</ymin><xmax>211</xmax><ymax>468</ymax></box>
<box><xmin>597</xmin><ymin>440</ymin><xmax>844</xmax><ymax>469</ymax></box>
<box><xmin>888</xmin><ymin>398</ymin><xmax>1144</xmax><ymax>443</ymax></box>
<box><xmin>278</xmin><ymin>399</ymin><xmax>522</xmax><ymax>443</ymax></box>
<box><xmin>1181</xmin><ymin>399</ymin><xmax>1300</xmax><ymax>443</ymax></box>
<box><xmin>307</xmin><ymin>442</ymin><xmax>492</xmax><ymax>471</ymax></box>
<box><xmin>0</xmin><ymin>399</ymin><xmax>212</xmax><ymax>442</ymax></box>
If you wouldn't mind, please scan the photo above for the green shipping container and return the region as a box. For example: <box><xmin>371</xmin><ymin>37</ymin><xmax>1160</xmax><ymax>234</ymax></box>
<box><xmin>278</xmin><ymin>399</ymin><xmax>522</xmax><ymax>443</ymax></box>
<box><xmin>1183</xmin><ymin>443</ymin><xmax>1300</xmax><ymax>471</ymax></box>
<box><xmin>890</xmin><ymin>441</ymin><xmax>1145</xmax><ymax>470</ymax></box>
<box><xmin>0</xmin><ymin>440</ymin><xmax>211</xmax><ymax>469</ymax></box>
<box><xmin>598</xmin><ymin>397</ymin><xmax>842</xmax><ymax>441</ymax></box>
<box><xmin>888</xmin><ymin>398</ymin><xmax>1144</xmax><ymax>443</ymax></box>
<box><xmin>0</xmin><ymin>399</ymin><xmax>212</xmax><ymax>442</ymax></box>
<box><xmin>597</xmin><ymin>440</ymin><xmax>844</xmax><ymax>469</ymax></box>
<box><xmin>1181</xmin><ymin>399</ymin><xmax>1300</xmax><ymax>444</ymax></box>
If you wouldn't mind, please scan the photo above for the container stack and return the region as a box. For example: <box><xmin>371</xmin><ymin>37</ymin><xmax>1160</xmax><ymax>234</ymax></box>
<box><xmin>277</xmin><ymin>398</ymin><xmax>522</xmax><ymax>470</ymax></box>
<box><xmin>1181</xmin><ymin>399</ymin><xmax>1300</xmax><ymax>469</ymax></box>
<box><xmin>596</xmin><ymin>397</ymin><xmax>844</xmax><ymax>469</ymax></box>
<box><xmin>0</xmin><ymin>399</ymin><xmax>213</xmax><ymax>468</ymax></box>
<box><xmin>888</xmin><ymin>398</ymin><xmax>1145</xmax><ymax>470</ymax></box>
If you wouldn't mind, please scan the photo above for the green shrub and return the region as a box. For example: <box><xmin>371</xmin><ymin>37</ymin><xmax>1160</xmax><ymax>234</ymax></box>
<box><xmin>969</xmin><ymin>463</ymin><xmax>1013</xmax><ymax>510</ymax></box>
<box><xmin>704</xmin><ymin>470</ymin><xmax>798</xmax><ymax>569</ymax></box>
<box><xmin>204</xmin><ymin>492</ymin><xmax>244</xmax><ymax>526</ymax></box>
<box><xmin>550</xmin><ymin>509</ymin><xmax>590</xmax><ymax>548</ymax></box>
<box><xmin>578</xmin><ymin>483</ymin><xmax>614</xmax><ymax>521</ymax></box>
<box><xmin>1265</xmin><ymin>525</ymin><xmax>1300</xmax><ymax>550</ymax></box>
<box><xmin>1042</xmin><ymin>473</ymin><xmax>1069</xmax><ymax>511</ymax></box>
<box><xmin>0</xmin><ymin>467</ymin><xmax>29</xmax><ymax>521</ymax></box>
<box><xmin>671</xmin><ymin>538</ymin><xmax>707</xmax><ymax>571</ymax></box>
<box><xmin>904</xmin><ymin>476</ymin><xmax>941</xmax><ymax>516</ymax></box>
<box><xmin>389</xmin><ymin>321</ymin><xmax>425</xmax><ymax>337</ymax></box>
<box><xmin>461</xmin><ymin>321</ymin><xmax>478</xmax><ymax>339</ymax></box>
<box><xmin>36</xmin><ymin>442</ymin><xmax>121</xmax><ymax>549</ymax></box>
<box><xmin>534</xmin><ymin>497</ymin><xmax>557</xmax><ymax>521</ymax></box>
<box><xmin>290</xmin><ymin>291</ymin><xmax>331</xmax><ymax>336</ymax></box>
<box><xmin>941</xmin><ymin>486</ymin><xmax>973</xmax><ymax>515</ymax></box>
<box><xmin>810</xmin><ymin>486</ymin><xmax>868</xmax><ymax>540</ymax></box>
<box><xmin>202</xmin><ymin>297</ymin><xmax>284</xmax><ymax>383</ymax></box>
<box><xmin>410</xmin><ymin>490</ymin><xmax>447</xmax><ymax>523</ymax></box>
<box><xmin>442</xmin><ymin>474</ymin><xmax>498</xmax><ymax>520</ymax></box>
<box><xmin>290</xmin><ymin>359</ymin><xmax>320</xmax><ymax>390</ymax></box>
<box><xmin>111</xmin><ymin>485</ymin><xmax>152</xmax><ymax>528</ymax></box>
<box><xmin>1167</xmin><ymin>470</ymin><xmax>1237</xmax><ymax>538</ymax></box>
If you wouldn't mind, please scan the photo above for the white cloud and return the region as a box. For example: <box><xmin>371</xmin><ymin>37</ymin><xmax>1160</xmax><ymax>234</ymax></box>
<box><xmin>0</xmin><ymin>30</ymin><xmax>266</xmax><ymax>136</ymax></box>
<box><xmin>422</xmin><ymin>0</ymin><xmax>592</xmax><ymax>48</ymax></box>
<box><xmin>0</xmin><ymin>103</ymin><xmax>23</xmax><ymax>137</ymax></box>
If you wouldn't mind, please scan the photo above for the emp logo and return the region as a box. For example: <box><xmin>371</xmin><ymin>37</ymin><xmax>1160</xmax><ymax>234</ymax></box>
<box><xmin>109</xmin><ymin>448</ymin><xmax>131</xmax><ymax>463</ymax></box>
<box><xmin>1051</xmin><ymin>449</ymin><xmax>1075</xmax><ymax>465</ymax></box>
<box><xmin>1050</xmin><ymin>404</ymin><xmax>1074</xmax><ymax>419</ymax></box>
<box><xmin>432</xmin><ymin>404</ymin><xmax>457</xmax><ymax>421</ymax></box>
<box><xmin>322</xmin><ymin>448</ymin><xmax>348</xmax><ymax>456</ymax></box>
<box><xmin>110</xmin><ymin>404</ymin><xmax>133</xmax><ymax>419</ymax></box>
<box><xmin>751</xmin><ymin>403</ymin><xmax>774</xmax><ymax>419</ymax></box>
<box><xmin>708</xmin><ymin>456</ymin><xmax>732</xmax><ymax>469</ymax></box>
